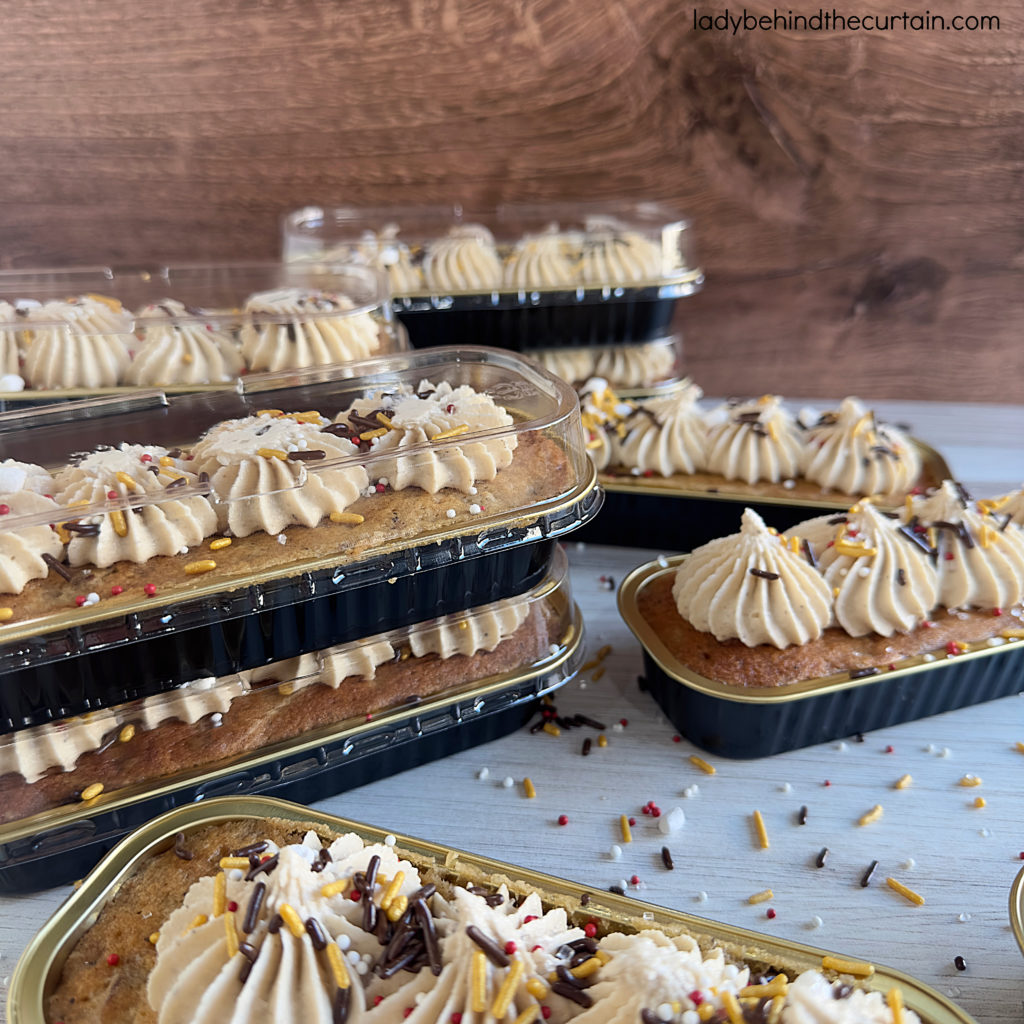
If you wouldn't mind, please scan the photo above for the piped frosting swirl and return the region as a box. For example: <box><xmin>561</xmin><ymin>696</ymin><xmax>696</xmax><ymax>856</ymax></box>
<box><xmin>615</xmin><ymin>381</ymin><xmax>708</xmax><ymax>477</ymax></box>
<box><xmin>673</xmin><ymin>508</ymin><xmax>833</xmax><ymax>648</ymax></box>
<box><xmin>0</xmin><ymin>490</ymin><xmax>64</xmax><ymax>595</ymax></box>
<box><xmin>503</xmin><ymin>228</ymin><xmax>576</xmax><ymax>289</ymax></box>
<box><xmin>705</xmin><ymin>395</ymin><xmax>803</xmax><ymax>485</ymax></box>
<box><xmin>422</xmin><ymin>225</ymin><xmax>503</xmax><ymax>292</ymax></box>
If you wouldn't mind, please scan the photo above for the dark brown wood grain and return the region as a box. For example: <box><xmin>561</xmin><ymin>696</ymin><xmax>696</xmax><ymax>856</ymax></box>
<box><xmin>1</xmin><ymin>0</ymin><xmax>1022</xmax><ymax>400</ymax></box>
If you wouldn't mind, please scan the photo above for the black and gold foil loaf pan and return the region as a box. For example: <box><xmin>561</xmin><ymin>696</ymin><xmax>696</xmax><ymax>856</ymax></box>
<box><xmin>1011</xmin><ymin>865</ymin><xmax>1024</xmax><ymax>960</ymax></box>
<box><xmin>0</xmin><ymin>553</ymin><xmax>583</xmax><ymax>891</ymax></box>
<box><xmin>619</xmin><ymin>555</ymin><xmax>1024</xmax><ymax>759</ymax></box>
<box><xmin>9</xmin><ymin>795</ymin><xmax>976</xmax><ymax>1024</ymax></box>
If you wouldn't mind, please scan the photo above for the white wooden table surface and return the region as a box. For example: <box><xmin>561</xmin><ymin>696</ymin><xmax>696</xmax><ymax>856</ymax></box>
<box><xmin>3</xmin><ymin>400</ymin><xmax>1024</xmax><ymax>1023</ymax></box>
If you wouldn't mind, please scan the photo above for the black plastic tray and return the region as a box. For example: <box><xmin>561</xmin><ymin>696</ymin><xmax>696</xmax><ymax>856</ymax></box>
<box><xmin>0</xmin><ymin>639</ymin><xmax>580</xmax><ymax>892</ymax></box>
<box><xmin>0</xmin><ymin>537</ymin><xmax>560</xmax><ymax>732</ymax></box>
<box><xmin>394</xmin><ymin>286</ymin><xmax>685</xmax><ymax>350</ymax></box>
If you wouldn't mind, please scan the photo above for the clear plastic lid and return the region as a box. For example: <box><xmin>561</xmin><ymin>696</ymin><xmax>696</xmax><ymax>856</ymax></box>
<box><xmin>0</xmin><ymin>346</ymin><xmax>592</xmax><ymax>650</ymax></box>
<box><xmin>282</xmin><ymin>202</ymin><xmax>702</xmax><ymax>298</ymax></box>
<box><xmin>0</xmin><ymin>262</ymin><xmax>399</xmax><ymax>399</ymax></box>
<box><xmin>0</xmin><ymin>546</ymin><xmax>574</xmax><ymax>830</ymax></box>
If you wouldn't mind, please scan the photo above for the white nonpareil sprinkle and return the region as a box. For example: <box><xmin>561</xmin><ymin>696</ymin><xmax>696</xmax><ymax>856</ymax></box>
<box><xmin>377</xmin><ymin>478</ymin><xmax>388</xmax><ymax>486</ymax></box>
<box><xmin>384</xmin><ymin>834</ymin><xmax>396</xmax><ymax>847</ymax></box>
<box><xmin>656</xmin><ymin>555</ymin><xmax>669</xmax><ymax>568</ymax></box>
<box><xmin>414</xmin><ymin>992</ymin><xmax>425</xmax><ymax>1005</ymax></box>
<box><xmin>780</xmin><ymin>782</ymin><xmax>792</xmax><ymax>793</ymax></box>
<box><xmin>228</xmin><ymin>868</ymin><xmax>244</xmax><ymax>881</ymax></box>
<box><xmin>683</xmin><ymin>785</ymin><xmax>699</xmax><ymax>799</ymax></box>
<box><xmin>548</xmin><ymin>643</ymin><xmax>559</xmax><ymax>655</ymax></box>
<box><xmin>835</xmin><ymin>741</ymin><xmax>848</xmax><ymax>752</ymax></box>
<box><xmin>469</xmin><ymin>486</ymin><xmax>478</xmax><ymax>495</ymax></box>
<box><xmin>336</xmin><ymin>934</ymin><xmax>351</xmax><ymax>951</ymax></box>
<box><xmin>354</xmin><ymin>961</ymin><xmax>369</xmax><ymax>976</ymax></box>
<box><xmin>901</xmin><ymin>858</ymin><xmax>916</xmax><ymax>870</ymax></box>
<box><xmin>612</xmin><ymin>722</ymin><xmax>624</xmax><ymax>733</ymax></box>
<box><xmin>501</xmin><ymin>776</ymin><xmax>514</xmax><ymax>788</ymax></box>
<box><xmin>979</xmin><ymin>828</ymin><xmax>991</xmax><ymax>837</ymax></box>
<box><xmin>609</xmin><ymin>845</ymin><xmax>622</xmax><ymax>861</ymax></box>
<box><xmin>446</xmin><ymin>509</ymin><xmax>457</xmax><ymax>519</ymax></box>
<box><xmin>210</xmin><ymin>713</ymin><xmax>223</xmax><ymax>727</ymax></box>
<box><xmin>469</xmin><ymin>504</ymin><xmax>482</xmax><ymax>515</ymax></box>
<box><xmin>276</xmin><ymin>534</ymin><xmax>287</xmax><ymax>545</ymax></box>
<box><xmin>656</xmin><ymin>1003</ymin><xmax>674</xmax><ymax>1021</ymax></box>
<box><xmin>476</xmin><ymin>767</ymin><xmax>489</xmax><ymax>780</ymax></box>
<box><xmin>809</xmin><ymin>915</ymin><xmax>824</xmax><ymax>929</ymax></box>
<box><xmin>658</xmin><ymin>806</ymin><xmax>686</xmax><ymax>834</ymax></box>
<box><xmin>958</xmin><ymin>912</ymin><xmax>972</xmax><ymax>923</ymax></box>
<box><xmin>682</xmin><ymin>1011</ymin><xmax>700</xmax><ymax>1024</ymax></box>
<box><xmin>346</xmin><ymin>949</ymin><xmax>361</xmax><ymax>964</ymax></box>
<box><xmin>783</xmin><ymin>479</ymin><xmax>796</xmax><ymax>490</ymax></box>
<box><xmin>940</xmin><ymin>746</ymin><xmax>952</xmax><ymax>757</ymax></box>
<box><xmin>925</xmin><ymin>744</ymin><xmax>936</xmax><ymax>753</ymax></box>
<box><xmin>696</xmin><ymin>890</ymin><xmax>708</xmax><ymax>903</ymax></box>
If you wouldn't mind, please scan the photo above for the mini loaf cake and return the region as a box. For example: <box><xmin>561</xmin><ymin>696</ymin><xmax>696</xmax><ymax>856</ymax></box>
<box><xmin>0</xmin><ymin>591</ymin><xmax>554</xmax><ymax>825</ymax></box>
<box><xmin>0</xmin><ymin>286</ymin><xmax>387</xmax><ymax>392</ymax></box>
<box><xmin>639</xmin><ymin>493</ymin><xmax>1024</xmax><ymax>688</ymax></box>
<box><xmin>46</xmin><ymin>816</ymin><xmax>923</xmax><ymax>1024</ymax></box>
<box><xmin>0</xmin><ymin>379</ymin><xmax>571</xmax><ymax>634</ymax></box>
<box><xmin>582</xmin><ymin>382</ymin><xmax>930</xmax><ymax>504</ymax></box>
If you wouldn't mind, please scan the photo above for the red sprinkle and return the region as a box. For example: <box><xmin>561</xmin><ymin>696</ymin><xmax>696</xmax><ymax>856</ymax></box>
<box><xmin>227</xmin><ymin>901</ymin><xmax>238</xmax><ymax>912</ymax></box>
<box><xmin>541</xmin><ymin>1008</ymin><xmax>552</xmax><ymax>1020</ymax></box>
<box><xmin>404</xmin><ymin>1009</ymin><xmax>413</xmax><ymax>1019</ymax></box>
<box><xmin>349</xmin><ymin>891</ymin><xmax>362</xmax><ymax>901</ymax></box>
<box><xmin>689</xmin><ymin>991</ymin><xmax>704</xmax><ymax>1006</ymax></box>
<box><xmin>449</xmin><ymin>1014</ymin><xmax>461</xmax><ymax>1024</ymax></box>
<box><xmin>1018</xmin><ymin>852</ymin><xmax>1024</xmax><ymax>860</ymax></box>
<box><xmin>922</xmin><ymin>620</ymin><xmax>935</xmax><ymax>629</ymax></box>
<box><xmin>110</xmin><ymin>585</ymin><xmax>124</xmax><ymax>596</ymax></box>
<box><xmin>584</xmin><ymin>922</ymin><xmax>597</xmax><ymax>938</ymax></box>
<box><xmin>628</xmin><ymin>817</ymin><xmax>636</xmax><ymax>826</ymax></box>
<box><xmin>106</xmin><ymin>953</ymin><xmax>120</xmax><ymax>966</ymax></box>
<box><xmin>375</xmin><ymin>997</ymin><xmax>385</xmax><ymax>1007</ymax></box>
<box><xmin>993</xmin><ymin>608</ymin><xmax>1003</xmax><ymax>616</ymax></box>
<box><xmin>619</xmin><ymin>718</ymin><xmax>628</xmax><ymax>727</ymax></box>
<box><xmin>531</xmin><ymin>944</ymin><xmax>542</xmax><ymax>952</ymax></box>
<box><xmin>944</xmin><ymin>552</ymin><xmax>955</xmax><ymax>561</ymax></box>
<box><xmin>375</xmin><ymin>483</ymin><xmax>387</xmax><ymax>493</ymax></box>
<box><xmin>672</xmin><ymin>735</ymin><xmax>681</xmax><ymax>743</ymax></box>
<box><xmin>143</xmin><ymin>583</ymin><xmax>157</xmax><ymax>596</ymax></box>
<box><xmin>504</xmin><ymin>941</ymin><xmax>517</xmax><ymax>954</ymax></box>
<box><xmin>630</xmin><ymin>874</ymin><xmax>640</xmax><ymax>885</ymax></box>
<box><xmin>365</xmin><ymin>713</ymin><xmax>373</xmax><ymax>722</ymax></box>
<box><xmin>945</xmin><ymin>641</ymin><xmax>961</xmax><ymax>655</ymax></box>
<box><xmin>75</xmin><ymin>595</ymin><xmax>87</xmax><ymax>607</ymax></box>
<box><xmin>0</xmin><ymin>504</ymin><xmax>8</xmax><ymax>515</ymax></box>
<box><xmin>523</xmin><ymin>915</ymin><xmax>538</xmax><ymax>923</ymax></box>
<box><xmin>824</xmin><ymin>780</ymin><xmax>832</xmax><ymax>787</ymax></box>
<box><xmin>557</xmin><ymin>815</ymin><xmax>569</xmax><ymax>826</ymax></box>
<box><xmin>651</xmin><ymin>807</ymin><xmax>661</xmax><ymax>817</ymax></box>
<box><xmin>766</xmin><ymin>908</ymin><xmax>777</xmax><ymax>919</ymax></box>
<box><xmin>885</xmin><ymin>745</ymin><xmax>894</xmax><ymax>753</ymax></box>
<box><xmin>107</xmin><ymin>490</ymin><xmax>118</xmax><ymax>499</ymax></box>
<box><xmin>140</xmin><ymin>454</ymin><xmax>152</xmax><ymax>463</ymax></box>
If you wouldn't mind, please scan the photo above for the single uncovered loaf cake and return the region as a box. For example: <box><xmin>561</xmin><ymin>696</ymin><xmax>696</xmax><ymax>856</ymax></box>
<box><xmin>46</xmin><ymin>815</ymin><xmax>923</xmax><ymax>1024</ymax></box>
<box><xmin>638</xmin><ymin>490</ymin><xmax>1024</xmax><ymax>688</ymax></box>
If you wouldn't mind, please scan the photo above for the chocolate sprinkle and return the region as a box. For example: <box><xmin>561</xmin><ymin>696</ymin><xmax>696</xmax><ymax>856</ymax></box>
<box><xmin>242</xmin><ymin>881</ymin><xmax>266</xmax><ymax>933</ymax></box>
<box><xmin>42</xmin><ymin>553</ymin><xmax>72</xmax><ymax>581</ymax></box>
<box><xmin>568</xmin><ymin>937</ymin><xmax>599</xmax><ymax>953</ymax></box>
<box><xmin>287</xmin><ymin>449</ymin><xmax>326</xmax><ymax>461</ymax></box>
<box><xmin>306</xmin><ymin>916</ymin><xmax>329</xmax><ymax>950</ymax></box>
<box><xmin>414</xmin><ymin>897</ymin><xmax>442</xmax><ymax>976</ymax></box>
<box><xmin>661</xmin><ymin>845</ymin><xmax>674</xmax><ymax>870</ymax></box>
<box><xmin>749</xmin><ymin>568</ymin><xmax>780</xmax><ymax>581</ymax></box>
<box><xmin>575</xmin><ymin>714</ymin><xmax>607</xmax><ymax>730</ymax></box>
<box><xmin>173</xmin><ymin>832</ymin><xmax>193</xmax><ymax>861</ymax></box>
<box><xmin>466</xmin><ymin>925</ymin><xmax>510</xmax><ymax>967</ymax></box>
<box><xmin>65</xmin><ymin>522</ymin><xmax>101</xmax><ymax>537</ymax></box>
<box><xmin>802</xmin><ymin>538</ymin><xmax>818</xmax><ymax>571</ymax></box>
<box><xmin>238</xmin><ymin>941</ymin><xmax>258</xmax><ymax>962</ymax></box>
<box><xmin>165</xmin><ymin>476</ymin><xmax>188</xmax><ymax>490</ymax></box>
<box><xmin>332</xmin><ymin>985</ymin><xmax>351</xmax><ymax>1024</ymax></box>
<box><xmin>245</xmin><ymin>853</ymin><xmax>278</xmax><ymax>881</ymax></box>
<box><xmin>954</xmin><ymin>955</ymin><xmax>967</xmax><ymax>971</ymax></box>
<box><xmin>798</xmin><ymin>805</ymin><xmax>808</xmax><ymax>825</ymax></box>
<box><xmin>483</xmin><ymin>893</ymin><xmax>505</xmax><ymax>907</ymax></box>
<box><xmin>268</xmin><ymin>912</ymin><xmax>283</xmax><ymax>934</ymax></box>
<box><xmin>860</xmin><ymin>860</ymin><xmax>879</xmax><ymax>887</ymax></box>
<box><xmin>641</xmin><ymin>1010</ymin><xmax>660</xmax><ymax>1024</ymax></box>
<box><xmin>897</xmin><ymin>568</ymin><xmax>906</xmax><ymax>587</ymax></box>
<box><xmin>254</xmin><ymin>424</ymin><xmax>271</xmax><ymax>436</ymax></box>
<box><xmin>551</xmin><ymin>981</ymin><xmax>594</xmax><ymax>1008</ymax></box>
<box><xmin>582</xmin><ymin>737</ymin><xmax>592</xmax><ymax>756</ymax></box>
<box><xmin>816</xmin><ymin>847</ymin><xmax>829</xmax><ymax>868</ymax></box>
<box><xmin>231</xmin><ymin>841</ymin><xmax>269</xmax><ymax>858</ymax></box>
<box><xmin>580</xmin><ymin>893</ymin><xmax>590</xmax><ymax>906</ymax></box>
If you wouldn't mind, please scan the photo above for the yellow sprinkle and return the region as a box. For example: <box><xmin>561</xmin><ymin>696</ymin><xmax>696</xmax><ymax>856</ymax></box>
<box><xmin>213</xmin><ymin>870</ymin><xmax>227</xmax><ymax>917</ymax></box>
<box><xmin>279</xmin><ymin>903</ymin><xmax>305</xmax><ymax>938</ymax></box>
<box><xmin>698</xmin><ymin>1002</ymin><xmax>716</xmax><ymax>1021</ymax></box>
<box><xmin>159</xmin><ymin>456</ymin><xmax>176</xmax><ymax>467</ymax></box>
<box><xmin>542</xmin><ymin>722</ymin><xmax>561</xmax><ymax>737</ymax></box>
<box><xmin>110</xmin><ymin>508</ymin><xmax>128</xmax><ymax>538</ymax></box>
<box><xmin>80</xmin><ymin>782</ymin><xmax>104</xmax><ymax>801</ymax></box>
<box><xmin>224</xmin><ymin>909</ymin><xmax>239</xmax><ymax>957</ymax></box>
<box><xmin>326</xmin><ymin>942</ymin><xmax>351</xmax><ymax>988</ymax></box>
<box><xmin>330</xmin><ymin>511</ymin><xmax>365</xmax><ymax>525</ymax></box>
<box><xmin>596</xmin><ymin>644</ymin><xmax>612</xmax><ymax>660</ymax></box>
<box><xmin>209</xmin><ymin>537</ymin><xmax>232</xmax><ymax>551</ymax></box>
<box><xmin>525</xmin><ymin>977</ymin><xmax>548</xmax><ymax>1000</ymax></box>
<box><xmin>973</xmin><ymin>796</ymin><xmax>986</xmax><ymax>808</ymax></box>
<box><xmin>597</xmin><ymin>734</ymin><xmax>607</xmax><ymax>748</ymax></box>
<box><xmin>752</xmin><ymin>810</ymin><xmax>769</xmax><ymax>849</ymax></box>
<box><xmin>748</xmin><ymin>888</ymin><xmax>774</xmax><ymax>904</ymax></box>
<box><xmin>905</xmin><ymin>495</ymin><xmax>914</xmax><ymax>517</ymax></box>
<box><xmin>894</xmin><ymin>774</ymin><xmax>912</xmax><ymax>790</ymax></box>
<box><xmin>979</xmin><ymin>524</ymin><xmax>995</xmax><ymax>549</ymax></box>
<box><xmin>491</xmin><ymin>959</ymin><xmax>525</xmax><ymax>1018</ymax></box>
<box><xmin>592</xmin><ymin>666</ymin><xmax>606</xmax><ymax>681</ymax></box>
<box><xmin>359</xmin><ymin>427</ymin><xmax>389</xmax><ymax>440</ymax></box>
<box><xmin>571</xmin><ymin>957</ymin><xmax>603</xmax><ymax>979</ymax></box>
<box><xmin>858</xmin><ymin>804</ymin><xmax>883</xmax><ymax>826</ymax></box>
<box><xmin>1015</xmin><ymin>741</ymin><xmax>1024</xmax><ymax>754</ymax></box>
<box><xmin>471</xmin><ymin>950</ymin><xmax>488</xmax><ymax>1013</ymax></box>
<box><xmin>219</xmin><ymin>857</ymin><xmax>251</xmax><ymax>870</ymax></box>
<box><xmin>958</xmin><ymin>774</ymin><xmax>982</xmax><ymax>787</ymax></box>
<box><xmin>620</xmin><ymin>814</ymin><xmax>633</xmax><ymax>843</ymax></box>
<box><xmin>833</xmin><ymin>586</ymin><xmax>842</xmax><ymax>598</ymax></box>
<box><xmin>115</xmin><ymin>471</ymin><xmax>139</xmax><ymax>491</ymax></box>
<box><xmin>181</xmin><ymin>352</ymin><xmax>194</xmax><ymax>364</ymax></box>
<box><xmin>321</xmin><ymin>878</ymin><xmax>350</xmax><ymax>899</ymax></box>
<box><xmin>852</xmin><ymin>411</ymin><xmax>874</xmax><ymax>437</ymax></box>
<box><xmin>722</xmin><ymin>990</ymin><xmax>745</xmax><ymax>1024</ymax></box>
<box><xmin>580</xmin><ymin>658</ymin><xmax>601</xmax><ymax>673</ymax></box>
<box><xmin>148</xmin><ymin>931</ymin><xmax>160</xmax><ymax>945</ymax></box>
<box><xmin>118</xmin><ymin>726</ymin><xmax>135</xmax><ymax>750</ymax></box>
<box><xmin>0</xmin><ymin>608</ymin><xmax>13</xmax><ymax>622</ymax></box>
<box><xmin>822</xmin><ymin>955</ymin><xmax>875</xmax><ymax>977</ymax></box>
<box><xmin>927</xmin><ymin>526</ymin><xmax>936</xmax><ymax>551</ymax></box>
<box><xmin>689</xmin><ymin>755</ymin><xmax>716</xmax><ymax>775</ymax></box>
<box><xmin>288</xmin><ymin>411</ymin><xmax>324</xmax><ymax>424</ymax></box>
<box><xmin>1003</xmin><ymin>629</ymin><xmax>1024</xmax><ymax>639</ymax></box>
<box><xmin>512</xmin><ymin>1006</ymin><xmax>540</xmax><ymax>1024</ymax></box>
<box><xmin>375</xmin><ymin>412</ymin><xmax>395</xmax><ymax>428</ymax></box>
<box><xmin>834</xmin><ymin>540</ymin><xmax>877</xmax><ymax>559</ymax></box>
<box><xmin>184</xmin><ymin>559</ymin><xmax>217</xmax><ymax>576</ymax></box>
<box><xmin>594</xmin><ymin>950</ymin><xmax>612</xmax><ymax>966</ymax></box>
<box><xmin>255</xmin><ymin>409</ymin><xmax>284</xmax><ymax>418</ymax></box>
<box><xmin>887</xmin><ymin>987</ymin><xmax>906</xmax><ymax>1024</ymax></box>
<box><xmin>257</xmin><ymin>447</ymin><xmax>288</xmax><ymax>460</ymax></box>
<box><xmin>432</xmin><ymin>424</ymin><xmax>471</xmax><ymax>442</ymax></box>
<box><xmin>586</xmin><ymin>438</ymin><xmax>604</xmax><ymax>451</ymax></box>
<box><xmin>886</xmin><ymin>877</ymin><xmax>925</xmax><ymax>906</ymax></box>
<box><xmin>524</xmin><ymin>778</ymin><xmax>536</xmax><ymax>799</ymax></box>
<box><xmin>386</xmin><ymin>894</ymin><xmax>408</xmax><ymax>922</ymax></box>
<box><xmin>380</xmin><ymin>871</ymin><xmax>405</xmax><ymax>912</ymax></box>
<box><xmin>767</xmin><ymin>993</ymin><xmax>786</xmax><ymax>1024</ymax></box>
<box><xmin>186</xmin><ymin>913</ymin><xmax>208</xmax><ymax>933</ymax></box>
<box><xmin>741</xmin><ymin>976</ymin><xmax>789</xmax><ymax>999</ymax></box>
<box><xmin>979</xmin><ymin>496</ymin><xmax>1009</xmax><ymax>514</ymax></box>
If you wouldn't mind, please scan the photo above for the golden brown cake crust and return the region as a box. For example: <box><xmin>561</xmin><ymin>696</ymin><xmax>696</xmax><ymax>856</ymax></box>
<box><xmin>0</xmin><ymin>430</ymin><xmax>571</xmax><ymax>630</ymax></box>
<box><xmin>638</xmin><ymin>573</ymin><xmax>1012</xmax><ymax>688</ymax></box>
<box><xmin>0</xmin><ymin>602</ymin><xmax>558</xmax><ymax>825</ymax></box>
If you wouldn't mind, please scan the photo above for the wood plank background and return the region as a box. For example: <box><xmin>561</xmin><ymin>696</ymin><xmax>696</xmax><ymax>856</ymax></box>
<box><xmin>1</xmin><ymin>0</ymin><xmax>1022</xmax><ymax>401</ymax></box>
